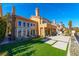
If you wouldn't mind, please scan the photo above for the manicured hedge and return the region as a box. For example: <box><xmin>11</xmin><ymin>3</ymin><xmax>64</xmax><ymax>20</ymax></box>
<box><xmin>0</xmin><ymin>19</ymin><xmax>7</xmax><ymax>43</ymax></box>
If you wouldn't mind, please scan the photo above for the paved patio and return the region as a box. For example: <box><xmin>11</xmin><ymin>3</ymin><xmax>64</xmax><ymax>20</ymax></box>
<box><xmin>45</xmin><ymin>40</ymin><xmax>56</xmax><ymax>45</ymax></box>
<box><xmin>43</xmin><ymin>35</ymin><xmax>70</xmax><ymax>51</ymax></box>
<box><xmin>52</xmin><ymin>42</ymin><xmax>68</xmax><ymax>50</ymax></box>
<box><xmin>48</xmin><ymin>36</ymin><xmax>70</xmax><ymax>43</ymax></box>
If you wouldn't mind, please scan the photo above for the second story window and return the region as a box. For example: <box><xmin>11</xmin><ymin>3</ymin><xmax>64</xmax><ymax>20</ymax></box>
<box><xmin>31</xmin><ymin>23</ymin><xmax>32</xmax><ymax>26</ymax></box>
<box><xmin>18</xmin><ymin>21</ymin><xmax>21</xmax><ymax>26</ymax></box>
<box><xmin>23</xmin><ymin>22</ymin><xmax>26</xmax><ymax>27</ymax></box>
<box><xmin>27</xmin><ymin>23</ymin><xmax>29</xmax><ymax>27</ymax></box>
<box><xmin>33</xmin><ymin>24</ymin><xmax>35</xmax><ymax>26</ymax></box>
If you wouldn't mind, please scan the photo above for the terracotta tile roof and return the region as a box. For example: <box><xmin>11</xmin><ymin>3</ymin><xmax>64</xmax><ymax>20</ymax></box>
<box><xmin>11</xmin><ymin>15</ymin><xmax>37</xmax><ymax>23</ymax></box>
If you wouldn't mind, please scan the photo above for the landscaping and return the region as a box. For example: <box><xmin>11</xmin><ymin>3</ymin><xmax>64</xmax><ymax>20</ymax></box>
<box><xmin>0</xmin><ymin>19</ymin><xmax>7</xmax><ymax>43</ymax></box>
<box><xmin>0</xmin><ymin>37</ymin><xmax>67</xmax><ymax>56</ymax></box>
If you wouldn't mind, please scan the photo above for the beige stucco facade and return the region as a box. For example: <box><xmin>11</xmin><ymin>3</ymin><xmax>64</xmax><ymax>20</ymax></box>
<box><xmin>15</xmin><ymin>16</ymin><xmax>38</xmax><ymax>39</ymax></box>
<box><xmin>30</xmin><ymin>8</ymin><xmax>56</xmax><ymax>37</ymax></box>
<box><xmin>30</xmin><ymin>16</ymin><xmax>56</xmax><ymax>37</ymax></box>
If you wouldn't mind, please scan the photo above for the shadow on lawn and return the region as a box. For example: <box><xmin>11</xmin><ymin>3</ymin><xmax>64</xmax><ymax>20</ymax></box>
<box><xmin>7</xmin><ymin>46</ymin><xmax>36</xmax><ymax>56</ymax></box>
<box><xmin>0</xmin><ymin>38</ymin><xmax>43</xmax><ymax>56</ymax></box>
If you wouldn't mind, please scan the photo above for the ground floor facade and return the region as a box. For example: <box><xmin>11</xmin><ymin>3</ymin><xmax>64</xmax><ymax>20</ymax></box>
<box><xmin>40</xmin><ymin>27</ymin><xmax>53</xmax><ymax>37</ymax></box>
<box><xmin>15</xmin><ymin>28</ymin><xmax>37</xmax><ymax>39</ymax></box>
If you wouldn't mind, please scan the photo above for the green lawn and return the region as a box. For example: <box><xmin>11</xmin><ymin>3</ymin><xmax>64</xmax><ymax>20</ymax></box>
<box><xmin>0</xmin><ymin>37</ymin><xmax>67</xmax><ymax>56</ymax></box>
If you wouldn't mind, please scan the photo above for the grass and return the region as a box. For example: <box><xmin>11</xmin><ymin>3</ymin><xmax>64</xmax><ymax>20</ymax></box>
<box><xmin>0</xmin><ymin>37</ymin><xmax>67</xmax><ymax>56</ymax></box>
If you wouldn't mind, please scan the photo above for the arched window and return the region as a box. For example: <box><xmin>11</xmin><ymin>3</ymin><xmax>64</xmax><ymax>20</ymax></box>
<box><xmin>27</xmin><ymin>23</ymin><xmax>29</xmax><ymax>27</ymax></box>
<box><xmin>18</xmin><ymin>21</ymin><xmax>21</xmax><ymax>26</ymax></box>
<box><xmin>23</xmin><ymin>22</ymin><xmax>26</xmax><ymax>27</ymax></box>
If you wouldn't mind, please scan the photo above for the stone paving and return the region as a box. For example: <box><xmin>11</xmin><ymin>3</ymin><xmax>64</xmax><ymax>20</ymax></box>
<box><xmin>70</xmin><ymin>36</ymin><xmax>79</xmax><ymax>56</ymax></box>
<box><xmin>48</xmin><ymin>36</ymin><xmax>70</xmax><ymax>43</ymax></box>
<box><xmin>45</xmin><ymin>40</ymin><xmax>56</xmax><ymax>45</ymax></box>
<box><xmin>52</xmin><ymin>41</ymin><xmax>68</xmax><ymax>50</ymax></box>
<box><xmin>42</xmin><ymin>35</ymin><xmax>70</xmax><ymax>51</ymax></box>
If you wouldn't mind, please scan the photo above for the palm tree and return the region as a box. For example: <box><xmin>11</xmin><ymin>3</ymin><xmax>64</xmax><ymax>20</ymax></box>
<box><xmin>68</xmin><ymin>20</ymin><xmax>72</xmax><ymax>30</ymax></box>
<box><xmin>11</xmin><ymin>6</ymin><xmax>16</xmax><ymax>40</ymax></box>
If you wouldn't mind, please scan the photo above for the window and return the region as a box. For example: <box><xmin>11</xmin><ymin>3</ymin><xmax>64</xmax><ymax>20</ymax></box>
<box><xmin>18</xmin><ymin>30</ymin><xmax>21</xmax><ymax>37</ymax></box>
<box><xmin>27</xmin><ymin>30</ymin><xmax>30</xmax><ymax>36</ymax></box>
<box><xmin>31</xmin><ymin>30</ymin><xmax>35</xmax><ymax>36</ymax></box>
<box><xmin>33</xmin><ymin>30</ymin><xmax>35</xmax><ymax>36</ymax></box>
<box><xmin>27</xmin><ymin>23</ymin><xmax>29</xmax><ymax>27</ymax></box>
<box><xmin>31</xmin><ymin>30</ymin><xmax>32</xmax><ymax>35</ymax></box>
<box><xmin>23</xmin><ymin>22</ymin><xmax>26</xmax><ymax>27</ymax></box>
<box><xmin>23</xmin><ymin>30</ymin><xmax>26</xmax><ymax>36</ymax></box>
<box><xmin>18</xmin><ymin>21</ymin><xmax>21</xmax><ymax>26</ymax></box>
<box><xmin>31</xmin><ymin>23</ymin><xmax>32</xmax><ymax>26</ymax></box>
<box><xmin>33</xmin><ymin>24</ymin><xmax>35</xmax><ymax>26</ymax></box>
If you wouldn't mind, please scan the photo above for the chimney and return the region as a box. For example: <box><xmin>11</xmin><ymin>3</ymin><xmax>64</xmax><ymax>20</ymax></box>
<box><xmin>53</xmin><ymin>19</ymin><xmax>56</xmax><ymax>24</ymax></box>
<box><xmin>36</xmin><ymin>8</ymin><xmax>39</xmax><ymax>16</ymax></box>
<box><xmin>12</xmin><ymin>6</ymin><xmax>15</xmax><ymax>16</ymax></box>
<box><xmin>0</xmin><ymin>3</ymin><xmax>2</xmax><ymax>17</ymax></box>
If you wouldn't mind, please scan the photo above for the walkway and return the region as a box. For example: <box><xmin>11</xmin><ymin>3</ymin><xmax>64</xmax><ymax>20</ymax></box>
<box><xmin>0</xmin><ymin>37</ymin><xmax>13</xmax><ymax>45</ymax></box>
<box><xmin>70</xmin><ymin>36</ymin><xmax>79</xmax><ymax>56</ymax></box>
<box><xmin>42</xmin><ymin>35</ymin><xmax>70</xmax><ymax>51</ymax></box>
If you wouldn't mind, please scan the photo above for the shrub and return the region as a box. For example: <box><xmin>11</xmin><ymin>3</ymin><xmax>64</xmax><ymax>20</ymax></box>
<box><xmin>64</xmin><ymin>30</ymin><xmax>71</xmax><ymax>36</ymax></box>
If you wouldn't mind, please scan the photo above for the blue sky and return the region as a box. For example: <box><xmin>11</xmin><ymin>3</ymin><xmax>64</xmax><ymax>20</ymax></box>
<box><xmin>2</xmin><ymin>3</ymin><xmax>79</xmax><ymax>27</ymax></box>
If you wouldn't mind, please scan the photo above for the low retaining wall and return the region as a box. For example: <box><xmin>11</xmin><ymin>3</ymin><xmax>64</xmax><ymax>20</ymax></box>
<box><xmin>67</xmin><ymin>37</ymin><xmax>71</xmax><ymax>56</ymax></box>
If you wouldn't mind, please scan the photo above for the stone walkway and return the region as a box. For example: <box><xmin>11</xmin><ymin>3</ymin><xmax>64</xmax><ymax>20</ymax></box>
<box><xmin>0</xmin><ymin>37</ymin><xmax>13</xmax><ymax>45</ymax></box>
<box><xmin>70</xmin><ymin>36</ymin><xmax>79</xmax><ymax>56</ymax></box>
<box><xmin>45</xmin><ymin>40</ymin><xmax>56</xmax><ymax>45</ymax></box>
<box><xmin>52</xmin><ymin>41</ymin><xmax>68</xmax><ymax>50</ymax></box>
<box><xmin>42</xmin><ymin>35</ymin><xmax>70</xmax><ymax>51</ymax></box>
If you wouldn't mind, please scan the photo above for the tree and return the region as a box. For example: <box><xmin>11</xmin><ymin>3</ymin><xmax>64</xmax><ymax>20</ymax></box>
<box><xmin>10</xmin><ymin>6</ymin><xmax>16</xmax><ymax>40</ymax></box>
<box><xmin>0</xmin><ymin>13</ymin><xmax>11</xmax><ymax>42</ymax></box>
<box><xmin>4</xmin><ymin>13</ymin><xmax>11</xmax><ymax>37</ymax></box>
<box><xmin>0</xmin><ymin>17</ymin><xmax>7</xmax><ymax>42</ymax></box>
<box><xmin>68</xmin><ymin>20</ymin><xmax>72</xmax><ymax>30</ymax></box>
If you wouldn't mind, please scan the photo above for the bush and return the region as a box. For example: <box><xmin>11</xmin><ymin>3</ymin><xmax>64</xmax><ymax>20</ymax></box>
<box><xmin>64</xmin><ymin>30</ymin><xmax>71</xmax><ymax>36</ymax></box>
<box><xmin>0</xmin><ymin>19</ymin><xmax>7</xmax><ymax>43</ymax></box>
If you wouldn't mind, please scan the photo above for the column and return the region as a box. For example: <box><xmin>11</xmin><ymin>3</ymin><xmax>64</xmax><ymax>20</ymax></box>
<box><xmin>21</xmin><ymin>29</ymin><xmax>23</xmax><ymax>38</ymax></box>
<box><xmin>16</xmin><ymin>29</ymin><xmax>18</xmax><ymax>38</ymax></box>
<box><xmin>50</xmin><ymin>29</ymin><xmax>52</xmax><ymax>35</ymax></box>
<box><xmin>25</xmin><ymin>29</ymin><xmax>27</xmax><ymax>38</ymax></box>
<box><xmin>43</xmin><ymin>27</ymin><xmax>45</xmax><ymax>37</ymax></box>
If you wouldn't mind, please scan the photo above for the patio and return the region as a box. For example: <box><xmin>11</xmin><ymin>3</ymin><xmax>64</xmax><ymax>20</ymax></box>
<box><xmin>43</xmin><ymin>35</ymin><xmax>70</xmax><ymax>51</ymax></box>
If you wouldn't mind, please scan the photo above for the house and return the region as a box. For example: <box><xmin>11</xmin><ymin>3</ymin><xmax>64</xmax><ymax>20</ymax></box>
<box><xmin>0</xmin><ymin>4</ymin><xmax>57</xmax><ymax>39</ymax></box>
<box><xmin>11</xmin><ymin>6</ymin><xmax>38</xmax><ymax>39</ymax></box>
<box><xmin>15</xmin><ymin>16</ymin><xmax>38</xmax><ymax>39</ymax></box>
<box><xmin>30</xmin><ymin>8</ymin><xmax>56</xmax><ymax>37</ymax></box>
